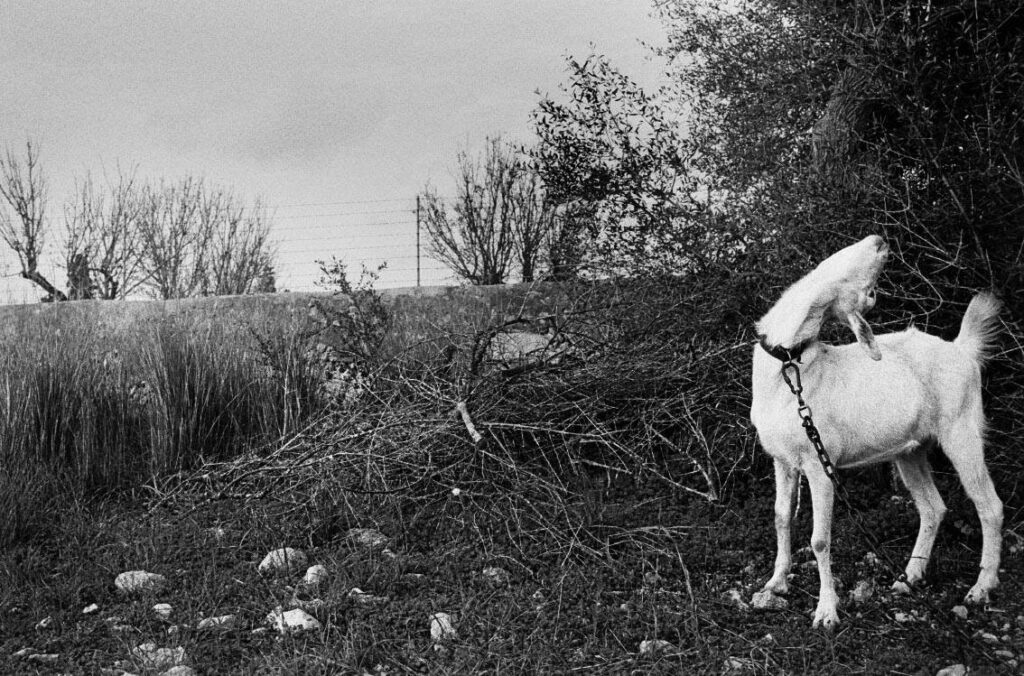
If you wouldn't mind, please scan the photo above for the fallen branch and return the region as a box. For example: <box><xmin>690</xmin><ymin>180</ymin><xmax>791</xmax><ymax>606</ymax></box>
<box><xmin>455</xmin><ymin>401</ymin><xmax>484</xmax><ymax>444</ymax></box>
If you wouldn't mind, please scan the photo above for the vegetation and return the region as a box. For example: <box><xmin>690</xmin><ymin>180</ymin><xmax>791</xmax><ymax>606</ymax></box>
<box><xmin>0</xmin><ymin>141</ymin><xmax>276</xmax><ymax>301</ymax></box>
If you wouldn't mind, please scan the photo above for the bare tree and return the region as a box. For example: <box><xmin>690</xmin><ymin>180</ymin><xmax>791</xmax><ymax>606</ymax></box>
<box><xmin>137</xmin><ymin>176</ymin><xmax>208</xmax><ymax>299</ymax></box>
<box><xmin>0</xmin><ymin>141</ymin><xmax>67</xmax><ymax>301</ymax></box>
<box><xmin>138</xmin><ymin>176</ymin><xmax>277</xmax><ymax>299</ymax></box>
<box><xmin>204</xmin><ymin>196</ymin><xmax>276</xmax><ymax>295</ymax></box>
<box><xmin>422</xmin><ymin>137</ymin><xmax>559</xmax><ymax>285</ymax></box>
<box><xmin>64</xmin><ymin>169</ymin><xmax>147</xmax><ymax>299</ymax></box>
<box><xmin>509</xmin><ymin>169</ymin><xmax>558</xmax><ymax>283</ymax></box>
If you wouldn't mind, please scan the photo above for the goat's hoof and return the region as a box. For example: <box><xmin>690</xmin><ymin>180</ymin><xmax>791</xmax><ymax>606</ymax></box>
<box><xmin>762</xmin><ymin>575</ymin><xmax>790</xmax><ymax>596</ymax></box>
<box><xmin>965</xmin><ymin>584</ymin><xmax>995</xmax><ymax>605</ymax></box>
<box><xmin>891</xmin><ymin>580</ymin><xmax>912</xmax><ymax>595</ymax></box>
<box><xmin>811</xmin><ymin>607</ymin><xmax>840</xmax><ymax>630</ymax></box>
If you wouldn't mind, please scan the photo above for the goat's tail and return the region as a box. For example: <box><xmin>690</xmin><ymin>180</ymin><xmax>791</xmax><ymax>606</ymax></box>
<box><xmin>954</xmin><ymin>292</ymin><xmax>1002</xmax><ymax>364</ymax></box>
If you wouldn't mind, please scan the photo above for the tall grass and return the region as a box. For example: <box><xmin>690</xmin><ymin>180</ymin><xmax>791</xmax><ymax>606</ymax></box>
<box><xmin>0</xmin><ymin>304</ymin><xmax>324</xmax><ymax>545</ymax></box>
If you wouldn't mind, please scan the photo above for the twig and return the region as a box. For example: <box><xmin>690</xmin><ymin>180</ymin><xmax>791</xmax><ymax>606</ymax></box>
<box><xmin>455</xmin><ymin>400</ymin><xmax>483</xmax><ymax>444</ymax></box>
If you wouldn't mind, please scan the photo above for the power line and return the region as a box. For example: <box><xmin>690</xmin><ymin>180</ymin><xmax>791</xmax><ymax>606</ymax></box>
<box><xmin>274</xmin><ymin>197</ymin><xmax>413</xmax><ymax>209</ymax></box>
<box><xmin>274</xmin><ymin>220</ymin><xmax>415</xmax><ymax>230</ymax></box>
<box><xmin>274</xmin><ymin>209</ymin><xmax>414</xmax><ymax>219</ymax></box>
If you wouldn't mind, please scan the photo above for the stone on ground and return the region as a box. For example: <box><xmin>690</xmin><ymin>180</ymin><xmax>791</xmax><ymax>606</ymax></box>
<box><xmin>197</xmin><ymin>614</ymin><xmax>236</xmax><ymax>630</ymax></box>
<box><xmin>429</xmin><ymin>612</ymin><xmax>456</xmax><ymax>642</ymax></box>
<box><xmin>751</xmin><ymin>589</ymin><xmax>788</xmax><ymax>611</ymax></box>
<box><xmin>303</xmin><ymin>564</ymin><xmax>329</xmax><ymax>586</ymax></box>
<box><xmin>130</xmin><ymin>642</ymin><xmax>189</xmax><ymax>671</ymax></box>
<box><xmin>347</xmin><ymin>528</ymin><xmax>389</xmax><ymax>548</ymax></box>
<box><xmin>258</xmin><ymin>548</ymin><xmax>308</xmax><ymax>575</ymax></box>
<box><xmin>638</xmin><ymin>639</ymin><xmax>673</xmax><ymax>656</ymax></box>
<box><xmin>935</xmin><ymin>665</ymin><xmax>967</xmax><ymax>676</ymax></box>
<box><xmin>115</xmin><ymin>570</ymin><xmax>167</xmax><ymax>594</ymax></box>
<box><xmin>266</xmin><ymin>607</ymin><xmax>321</xmax><ymax>634</ymax></box>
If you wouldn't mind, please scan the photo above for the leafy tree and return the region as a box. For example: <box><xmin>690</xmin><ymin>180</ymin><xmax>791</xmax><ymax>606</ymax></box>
<box><xmin>535</xmin><ymin>1</ymin><xmax>1024</xmax><ymax>307</ymax></box>
<box><xmin>532</xmin><ymin>54</ymin><xmax>702</xmax><ymax>274</ymax></box>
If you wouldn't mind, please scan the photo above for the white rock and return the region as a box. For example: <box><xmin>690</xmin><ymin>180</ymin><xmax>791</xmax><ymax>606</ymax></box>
<box><xmin>863</xmin><ymin>552</ymin><xmax>881</xmax><ymax>567</ymax></box>
<box><xmin>347</xmin><ymin>528</ymin><xmax>389</xmax><ymax>548</ymax></box>
<box><xmin>850</xmin><ymin>579</ymin><xmax>875</xmax><ymax>604</ymax></box>
<box><xmin>197</xmin><ymin>614</ymin><xmax>236</xmax><ymax>630</ymax></box>
<box><xmin>935</xmin><ymin>664</ymin><xmax>968</xmax><ymax>676</ymax></box>
<box><xmin>258</xmin><ymin>548</ymin><xmax>308</xmax><ymax>575</ymax></box>
<box><xmin>266</xmin><ymin>607</ymin><xmax>321</xmax><ymax>634</ymax></box>
<box><xmin>130</xmin><ymin>642</ymin><xmax>188</xmax><ymax>671</ymax></box>
<box><xmin>638</xmin><ymin>639</ymin><xmax>673</xmax><ymax>656</ymax></box>
<box><xmin>115</xmin><ymin>570</ymin><xmax>167</xmax><ymax>594</ymax></box>
<box><xmin>722</xmin><ymin>656</ymin><xmax>759</xmax><ymax>675</ymax></box>
<box><xmin>153</xmin><ymin>603</ymin><xmax>173</xmax><ymax>619</ymax></box>
<box><xmin>751</xmin><ymin>589</ymin><xmax>789</xmax><ymax>611</ymax></box>
<box><xmin>303</xmin><ymin>564</ymin><xmax>329</xmax><ymax>586</ymax></box>
<box><xmin>978</xmin><ymin>631</ymin><xmax>1000</xmax><ymax>643</ymax></box>
<box><xmin>995</xmin><ymin>650</ymin><xmax>1015</xmax><ymax>660</ymax></box>
<box><xmin>35</xmin><ymin>616</ymin><xmax>55</xmax><ymax>630</ymax></box>
<box><xmin>429</xmin><ymin>612</ymin><xmax>456</xmax><ymax>642</ymax></box>
<box><xmin>481</xmin><ymin>566</ymin><xmax>509</xmax><ymax>585</ymax></box>
<box><xmin>891</xmin><ymin>580</ymin><xmax>911</xmax><ymax>595</ymax></box>
<box><xmin>722</xmin><ymin>589</ymin><xmax>750</xmax><ymax>611</ymax></box>
<box><xmin>952</xmin><ymin>605</ymin><xmax>969</xmax><ymax>620</ymax></box>
<box><xmin>82</xmin><ymin>603</ymin><xmax>100</xmax><ymax>615</ymax></box>
<box><xmin>894</xmin><ymin>611</ymin><xmax>912</xmax><ymax>623</ymax></box>
<box><xmin>162</xmin><ymin>667</ymin><xmax>198</xmax><ymax>676</ymax></box>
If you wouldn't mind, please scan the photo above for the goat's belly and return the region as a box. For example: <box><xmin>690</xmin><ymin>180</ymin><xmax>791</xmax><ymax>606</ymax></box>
<box><xmin>753</xmin><ymin>404</ymin><xmax>926</xmax><ymax>470</ymax></box>
<box><xmin>837</xmin><ymin>439</ymin><xmax>925</xmax><ymax>469</ymax></box>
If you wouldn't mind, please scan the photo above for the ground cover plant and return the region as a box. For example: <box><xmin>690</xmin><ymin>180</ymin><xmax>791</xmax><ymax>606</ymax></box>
<box><xmin>0</xmin><ymin>259</ymin><xmax>1022</xmax><ymax>674</ymax></box>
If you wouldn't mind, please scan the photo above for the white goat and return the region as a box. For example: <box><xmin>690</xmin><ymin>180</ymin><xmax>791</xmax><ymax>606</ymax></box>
<box><xmin>750</xmin><ymin>234</ymin><xmax>1003</xmax><ymax>629</ymax></box>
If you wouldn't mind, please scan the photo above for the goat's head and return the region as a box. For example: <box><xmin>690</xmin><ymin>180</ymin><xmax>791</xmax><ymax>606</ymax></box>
<box><xmin>812</xmin><ymin>235</ymin><xmax>889</xmax><ymax>359</ymax></box>
<box><xmin>757</xmin><ymin>235</ymin><xmax>889</xmax><ymax>360</ymax></box>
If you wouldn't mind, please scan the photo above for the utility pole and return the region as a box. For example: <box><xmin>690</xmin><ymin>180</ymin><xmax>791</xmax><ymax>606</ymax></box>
<box><xmin>415</xmin><ymin>195</ymin><xmax>421</xmax><ymax>288</ymax></box>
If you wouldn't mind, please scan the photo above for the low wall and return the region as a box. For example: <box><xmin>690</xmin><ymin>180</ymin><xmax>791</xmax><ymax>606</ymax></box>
<box><xmin>0</xmin><ymin>283</ymin><xmax>575</xmax><ymax>340</ymax></box>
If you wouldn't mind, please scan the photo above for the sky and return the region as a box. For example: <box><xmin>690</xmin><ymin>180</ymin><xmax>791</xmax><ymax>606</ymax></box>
<box><xmin>0</xmin><ymin>1</ymin><xmax>668</xmax><ymax>300</ymax></box>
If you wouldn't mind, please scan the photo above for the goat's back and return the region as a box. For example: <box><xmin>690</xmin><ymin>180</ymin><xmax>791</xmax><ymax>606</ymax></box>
<box><xmin>752</xmin><ymin>327</ymin><xmax>985</xmax><ymax>470</ymax></box>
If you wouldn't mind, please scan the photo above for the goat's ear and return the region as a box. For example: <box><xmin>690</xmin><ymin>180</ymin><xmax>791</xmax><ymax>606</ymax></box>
<box><xmin>847</xmin><ymin>311</ymin><xmax>882</xmax><ymax>360</ymax></box>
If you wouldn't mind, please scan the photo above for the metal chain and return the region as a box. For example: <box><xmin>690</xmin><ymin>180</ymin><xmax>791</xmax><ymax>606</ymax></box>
<box><xmin>780</xmin><ymin>359</ymin><xmax>845</xmax><ymax>497</ymax></box>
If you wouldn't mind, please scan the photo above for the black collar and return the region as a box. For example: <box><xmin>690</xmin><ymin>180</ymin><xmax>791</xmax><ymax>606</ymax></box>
<box><xmin>757</xmin><ymin>334</ymin><xmax>810</xmax><ymax>363</ymax></box>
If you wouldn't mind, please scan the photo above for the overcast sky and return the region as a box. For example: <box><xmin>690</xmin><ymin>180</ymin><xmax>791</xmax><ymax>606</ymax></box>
<box><xmin>0</xmin><ymin>2</ymin><xmax>668</xmax><ymax>297</ymax></box>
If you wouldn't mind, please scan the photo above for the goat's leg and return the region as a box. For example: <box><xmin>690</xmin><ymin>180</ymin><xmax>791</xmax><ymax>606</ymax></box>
<box><xmin>894</xmin><ymin>451</ymin><xmax>947</xmax><ymax>586</ymax></box>
<box><xmin>804</xmin><ymin>462</ymin><xmax>840</xmax><ymax>629</ymax></box>
<box><xmin>942</xmin><ymin>423</ymin><xmax>1003</xmax><ymax>604</ymax></box>
<box><xmin>763</xmin><ymin>459</ymin><xmax>799</xmax><ymax>594</ymax></box>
